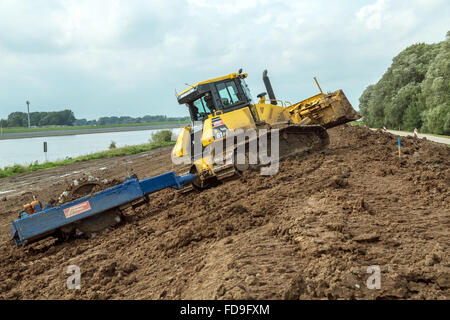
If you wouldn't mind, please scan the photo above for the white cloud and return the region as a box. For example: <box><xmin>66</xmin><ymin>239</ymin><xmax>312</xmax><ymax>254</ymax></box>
<box><xmin>356</xmin><ymin>0</ymin><xmax>389</xmax><ymax>30</ymax></box>
<box><xmin>187</xmin><ymin>0</ymin><xmax>261</xmax><ymax>15</ymax></box>
<box><xmin>54</xmin><ymin>0</ymin><xmax>127</xmax><ymax>48</ymax></box>
<box><xmin>0</xmin><ymin>0</ymin><xmax>448</xmax><ymax>119</ymax></box>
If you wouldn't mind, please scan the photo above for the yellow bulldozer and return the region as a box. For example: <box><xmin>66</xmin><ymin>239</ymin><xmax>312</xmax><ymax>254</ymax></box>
<box><xmin>172</xmin><ymin>69</ymin><xmax>360</xmax><ymax>191</ymax></box>
<box><xmin>9</xmin><ymin>69</ymin><xmax>361</xmax><ymax>246</ymax></box>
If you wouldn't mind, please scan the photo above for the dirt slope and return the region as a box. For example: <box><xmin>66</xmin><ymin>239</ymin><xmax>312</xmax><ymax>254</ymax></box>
<box><xmin>0</xmin><ymin>125</ymin><xmax>448</xmax><ymax>300</ymax></box>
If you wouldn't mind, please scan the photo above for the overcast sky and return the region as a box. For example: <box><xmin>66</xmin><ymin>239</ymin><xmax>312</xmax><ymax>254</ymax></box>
<box><xmin>0</xmin><ymin>0</ymin><xmax>448</xmax><ymax>120</ymax></box>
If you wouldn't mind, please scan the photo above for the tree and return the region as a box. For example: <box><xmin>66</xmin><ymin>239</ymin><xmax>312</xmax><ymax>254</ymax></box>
<box><xmin>74</xmin><ymin>118</ymin><xmax>88</xmax><ymax>126</ymax></box>
<box><xmin>7</xmin><ymin>112</ymin><xmax>27</xmax><ymax>127</ymax></box>
<box><xmin>358</xmin><ymin>31</ymin><xmax>449</xmax><ymax>134</ymax></box>
<box><xmin>5</xmin><ymin>110</ymin><xmax>76</xmax><ymax>127</ymax></box>
<box><xmin>421</xmin><ymin>34</ymin><xmax>450</xmax><ymax>110</ymax></box>
<box><xmin>421</xmin><ymin>104</ymin><xmax>450</xmax><ymax>135</ymax></box>
<box><xmin>59</xmin><ymin>109</ymin><xmax>76</xmax><ymax>125</ymax></box>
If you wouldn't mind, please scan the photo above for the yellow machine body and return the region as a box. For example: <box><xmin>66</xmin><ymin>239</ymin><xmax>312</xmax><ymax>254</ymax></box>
<box><xmin>172</xmin><ymin>71</ymin><xmax>360</xmax><ymax>187</ymax></box>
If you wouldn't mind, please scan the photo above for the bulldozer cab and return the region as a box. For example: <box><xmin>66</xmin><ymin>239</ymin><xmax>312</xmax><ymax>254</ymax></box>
<box><xmin>177</xmin><ymin>73</ymin><xmax>252</xmax><ymax>123</ymax></box>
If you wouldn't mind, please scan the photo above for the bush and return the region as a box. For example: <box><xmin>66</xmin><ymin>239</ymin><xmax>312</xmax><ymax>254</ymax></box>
<box><xmin>421</xmin><ymin>104</ymin><xmax>450</xmax><ymax>135</ymax></box>
<box><xmin>150</xmin><ymin>130</ymin><xmax>173</xmax><ymax>143</ymax></box>
<box><xmin>109</xmin><ymin>141</ymin><xmax>117</xmax><ymax>149</ymax></box>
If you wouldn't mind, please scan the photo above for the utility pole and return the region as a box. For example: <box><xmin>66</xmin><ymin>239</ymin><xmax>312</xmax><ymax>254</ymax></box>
<box><xmin>26</xmin><ymin>100</ymin><xmax>31</xmax><ymax>128</ymax></box>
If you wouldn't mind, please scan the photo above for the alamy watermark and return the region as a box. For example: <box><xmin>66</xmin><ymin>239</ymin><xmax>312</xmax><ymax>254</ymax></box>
<box><xmin>66</xmin><ymin>265</ymin><xmax>81</xmax><ymax>290</ymax></box>
<box><xmin>366</xmin><ymin>265</ymin><xmax>381</xmax><ymax>290</ymax></box>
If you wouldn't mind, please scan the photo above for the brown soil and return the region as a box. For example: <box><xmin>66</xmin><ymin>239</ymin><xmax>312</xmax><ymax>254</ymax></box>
<box><xmin>0</xmin><ymin>125</ymin><xmax>448</xmax><ymax>300</ymax></box>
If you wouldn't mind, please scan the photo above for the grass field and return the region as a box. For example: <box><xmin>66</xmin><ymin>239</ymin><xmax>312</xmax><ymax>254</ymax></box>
<box><xmin>0</xmin><ymin>121</ymin><xmax>188</xmax><ymax>134</ymax></box>
<box><xmin>0</xmin><ymin>141</ymin><xmax>175</xmax><ymax>179</ymax></box>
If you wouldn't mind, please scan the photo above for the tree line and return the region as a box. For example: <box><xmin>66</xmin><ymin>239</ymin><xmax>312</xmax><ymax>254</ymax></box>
<box><xmin>75</xmin><ymin>115</ymin><xmax>189</xmax><ymax>126</ymax></box>
<box><xmin>0</xmin><ymin>110</ymin><xmax>189</xmax><ymax>128</ymax></box>
<box><xmin>1</xmin><ymin>110</ymin><xmax>75</xmax><ymax>127</ymax></box>
<box><xmin>359</xmin><ymin>31</ymin><xmax>450</xmax><ymax>135</ymax></box>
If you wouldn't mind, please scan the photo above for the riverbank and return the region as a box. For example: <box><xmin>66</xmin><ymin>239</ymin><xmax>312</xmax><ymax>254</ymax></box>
<box><xmin>0</xmin><ymin>141</ymin><xmax>175</xmax><ymax>179</ymax></box>
<box><xmin>0</xmin><ymin>122</ymin><xmax>188</xmax><ymax>140</ymax></box>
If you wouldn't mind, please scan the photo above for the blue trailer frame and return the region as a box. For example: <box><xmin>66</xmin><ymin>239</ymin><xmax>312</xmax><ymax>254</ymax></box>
<box><xmin>10</xmin><ymin>171</ymin><xmax>195</xmax><ymax>246</ymax></box>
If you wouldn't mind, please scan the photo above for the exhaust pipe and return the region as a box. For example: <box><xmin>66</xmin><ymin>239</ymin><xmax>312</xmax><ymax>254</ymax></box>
<box><xmin>262</xmin><ymin>70</ymin><xmax>277</xmax><ymax>105</ymax></box>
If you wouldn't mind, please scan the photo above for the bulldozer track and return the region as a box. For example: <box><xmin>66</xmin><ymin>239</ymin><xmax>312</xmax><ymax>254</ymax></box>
<box><xmin>179</xmin><ymin>124</ymin><xmax>330</xmax><ymax>191</ymax></box>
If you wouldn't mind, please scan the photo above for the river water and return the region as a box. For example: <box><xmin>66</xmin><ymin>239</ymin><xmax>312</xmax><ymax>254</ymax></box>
<box><xmin>0</xmin><ymin>128</ymin><xmax>180</xmax><ymax>169</ymax></box>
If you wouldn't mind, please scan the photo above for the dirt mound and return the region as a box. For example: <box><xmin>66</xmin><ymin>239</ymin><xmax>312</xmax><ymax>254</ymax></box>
<box><xmin>0</xmin><ymin>125</ymin><xmax>448</xmax><ymax>299</ymax></box>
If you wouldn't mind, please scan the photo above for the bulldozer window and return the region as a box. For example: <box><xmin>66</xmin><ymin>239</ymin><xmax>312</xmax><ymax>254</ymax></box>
<box><xmin>191</xmin><ymin>95</ymin><xmax>213</xmax><ymax>121</ymax></box>
<box><xmin>241</xmin><ymin>78</ymin><xmax>253</xmax><ymax>102</ymax></box>
<box><xmin>216</xmin><ymin>81</ymin><xmax>240</xmax><ymax>108</ymax></box>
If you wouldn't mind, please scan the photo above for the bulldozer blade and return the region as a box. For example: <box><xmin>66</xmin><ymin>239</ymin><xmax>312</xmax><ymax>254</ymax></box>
<box><xmin>290</xmin><ymin>90</ymin><xmax>361</xmax><ymax>129</ymax></box>
<box><xmin>320</xmin><ymin>90</ymin><xmax>361</xmax><ymax>128</ymax></box>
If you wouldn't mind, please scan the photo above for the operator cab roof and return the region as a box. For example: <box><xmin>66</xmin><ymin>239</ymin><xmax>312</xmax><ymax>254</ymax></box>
<box><xmin>177</xmin><ymin>72</ymin><xmax>247</xmax><ymax>105</ymax></box>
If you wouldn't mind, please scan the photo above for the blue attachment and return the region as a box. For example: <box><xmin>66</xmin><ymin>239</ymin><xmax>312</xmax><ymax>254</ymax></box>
<box><xmin>139</xmin><ymin>171</ymin><xmax>192</xmax><ymax>193</ymax></box>
<box><xmin>10</xmin><ymin>172</ymin><xmax>195</xmax><ymax>246</ymax></box>
<box><xmin>398</xmin><ymin>137</ymin><xmax>401</xmax><ymax>147</ymax></box>
<box><xmin>34</xmin><ymin>203</ymin><xmax>42</xmax><ymax>212</ymax></box>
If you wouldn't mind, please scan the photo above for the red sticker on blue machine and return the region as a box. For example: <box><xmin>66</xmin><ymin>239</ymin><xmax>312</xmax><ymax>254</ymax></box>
<box><xmin>64</xmin><ymin>201</ymin><xmax>91</xmax><ymax>218</ymax></box>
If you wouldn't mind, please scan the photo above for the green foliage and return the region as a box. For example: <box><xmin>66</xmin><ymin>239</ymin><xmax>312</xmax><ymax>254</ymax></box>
<box><xmin>0</xmin><ymin>141</ymin><xmax>175</xmax><ymax>179</ymax></box>
<box><xmin>109</xmin><ymin>141</ymin><xmax>117</xmax><ymax>149</ymax></box>
<box><xmin>150</xmin><ymin>130</ymin><xmax>173</xmax><ymax>143</ymax></box>
<box><xmin>4</xmin><ymin>111</ymin><xmax>189</xmax><ymax>128</ymax></box>
<box><xmin>5</xmin><ymin>110</ymin><xmax>76</xmax><ymax>127</ymax></box>
<box><xmin>97</xmin><ymin>115</ymin><xmax>189</xmax><ymax>125</ymax></box>
<box><xmin>359</xmin><ymin>31</ymin><xmax>450</xmax><ymax>134</ymax></box>
<box><xmin>7</xmin><ymin>112</ymin><xmax>27</xmax><ymax>127</ymax></box>
<box><xmin>421</xmin><ymin>104</ymin><xmax>450</xmax><ymax>135</ymax></box>
<box><xmin>403</xmin><ymin>104</ymin><xmax>424</xmax><ymax>131</ymax></box>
